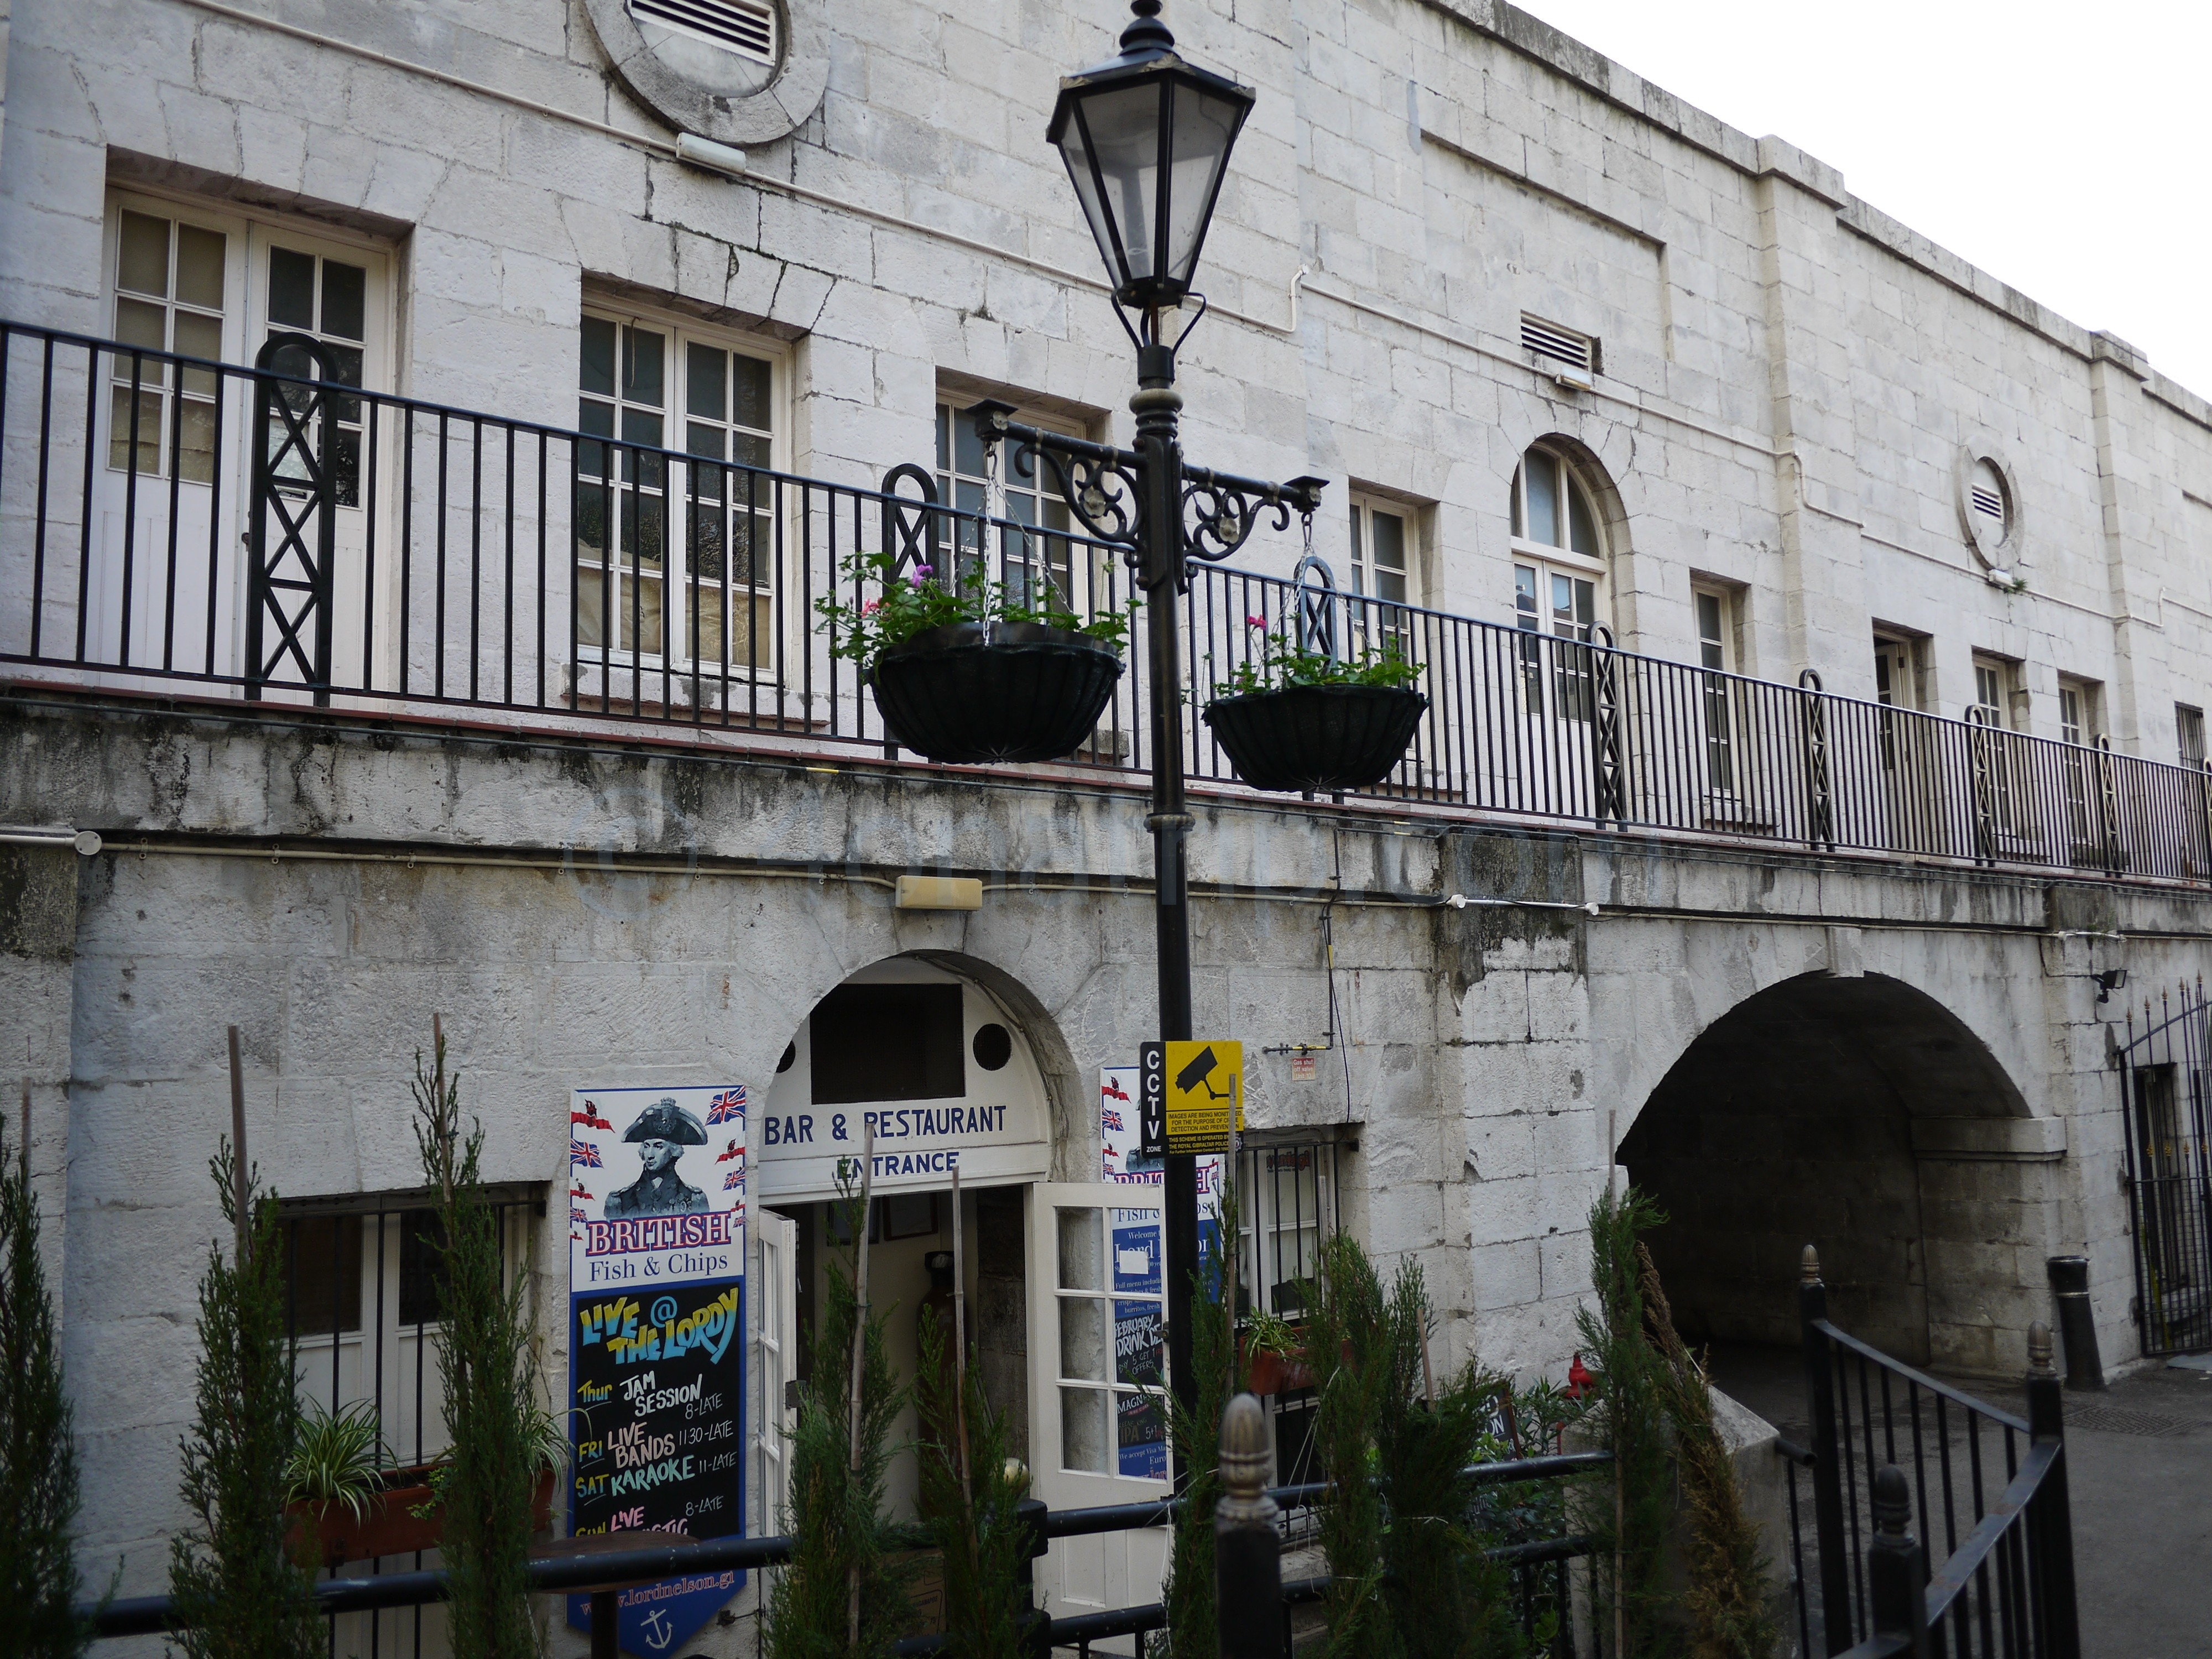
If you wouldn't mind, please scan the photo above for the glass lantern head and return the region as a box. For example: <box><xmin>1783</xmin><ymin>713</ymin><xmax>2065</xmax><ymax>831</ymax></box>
<box><xmin>1047</xmin><ymin>0</ymin><xmax>1255</xmax><ymax>315</ymax></box>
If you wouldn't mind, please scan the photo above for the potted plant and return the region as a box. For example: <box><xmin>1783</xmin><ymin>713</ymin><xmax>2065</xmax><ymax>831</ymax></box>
<box><xmin>817</xmin><ymin>550</ymin><xmax>1133</xmax><ymax>764</ymax></box>
<box><xmin>1203</xmin><ymin>616</ymin><xmax>1428</xmax><ymax>792</ymax></box>
<box><xmin>282</xmin><ymin>1399</ymin><xmax>563</xmax><ymax>1568</ymax></box>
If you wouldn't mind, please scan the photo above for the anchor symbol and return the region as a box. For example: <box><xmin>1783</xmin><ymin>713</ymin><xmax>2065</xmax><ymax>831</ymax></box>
<box><xmin>640</xmin><ymin>1606</ymin><xmax>675</xmax><ymax>1649</ymax></box>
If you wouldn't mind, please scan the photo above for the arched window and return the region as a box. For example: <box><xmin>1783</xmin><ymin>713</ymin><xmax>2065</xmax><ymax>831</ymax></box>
<box><xmin>1509</xmin><ymin>444</ymin><xmax>1609</xmax><ymax>718</ymax></box>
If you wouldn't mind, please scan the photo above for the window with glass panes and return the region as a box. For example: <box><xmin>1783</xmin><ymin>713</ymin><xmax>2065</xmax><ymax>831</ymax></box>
<box><xmin>109</xmin><ymin>208</ymin><xmax>227</xmax><ymax>482</ymax></box>
<box><xmin>2179</xmin><ymin>705</ymin><xmax>2206</xmax><ymax>770</ymax></box>
<box><xmin>576</xmin><ymin>314</ymin><xmax>778</xmax><ymax>670</ymax></box>
<box><xmin>1052</xmin><ymin>1204</ymin><xmax>1165</xmax><ymax>1479</ymax></box>
<box><xmin>934</xmin><ymin>401</ymin><xmax>1078</xmax><ymax>609</ymax></box>
<box><xmin>1510</xmin><ymin>445</ymin><xmax>1604</xmax><ymax>720</ymax></box>
<box><xmin>258</xmin><ymin>242</ymin><xmax>368</xmax><ymax>507</ymax></box>
<box><xmin>1348</xmin><ymin>497</ymin><xmax>1413</xmax><ymax>654</ymax></box>
<box><xmin>1695</xmin><ymin>588</ymin><xmax>1736</xmax><ymax>792</ymax></box>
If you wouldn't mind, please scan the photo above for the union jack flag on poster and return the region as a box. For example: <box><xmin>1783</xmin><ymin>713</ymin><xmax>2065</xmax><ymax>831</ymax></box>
<box><xmin>570</xmin><ymin>1139</ymin><xmax>602</xmax><ymax>1167</ymax></box>
<box><xmin>571</xmin><ymin>1207</ymin><xmax>589</xmax><ymax>1224</ymax></box>
<box><xmin>706</xmin><ymin>1087</ymin><xmax>745</xmax><ymax>1126</ymax></box>
<box><xmin>723</xmin><ymin>1170</ymin><xmax>744</xmax><ymax>1191</ymax></box>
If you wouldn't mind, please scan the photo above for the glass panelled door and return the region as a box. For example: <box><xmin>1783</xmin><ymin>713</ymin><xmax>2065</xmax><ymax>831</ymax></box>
<box><xmin>90</xmin><ymin>199</ymin><xmax>242</xmax><ymax>675</ymax></box>
<box><xmin>1025</xmin><ymin>1183</ymin><xmax>1171</xmax><ymax>1621</ymax></box>
<box><xmin>756</xmin><ymin>1209</ymin><xmax>797</xmax><ymax>1534</ymax></box>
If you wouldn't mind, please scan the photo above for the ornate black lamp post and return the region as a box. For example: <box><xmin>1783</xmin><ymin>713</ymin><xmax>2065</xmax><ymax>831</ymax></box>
<box><xmin>970</xmin><ymin>0</ymin><xmax>1326</xmax><ymax>1482</ymax></box>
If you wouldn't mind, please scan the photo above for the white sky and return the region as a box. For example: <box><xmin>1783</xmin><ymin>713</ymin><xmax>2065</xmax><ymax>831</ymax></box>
<box><xmin>1514</xmin><ymin>0</ymin><xmax>2212</xmax><ymax>402</ymax></box>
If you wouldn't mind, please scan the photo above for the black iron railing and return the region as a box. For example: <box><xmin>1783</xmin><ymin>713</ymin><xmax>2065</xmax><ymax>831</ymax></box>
<box><xmin>1796</xmin><ymin>1251</ymin><xmax>2078</xmax><ymax>1658</ymax></box>
<box><xmin>2115</xmin><ymin>983</ymin><xmax>2212</xmax><ymax>1357</ymax></box>
<box><xmin>8</xmin><ymin>318</ymin><xmax>2212</xmax><ymax>885</ymax></box>
<box><xmin>86</xmin><ymin>1451</ymin><xmax>1608</xmax><ymax>1657</ymax></box>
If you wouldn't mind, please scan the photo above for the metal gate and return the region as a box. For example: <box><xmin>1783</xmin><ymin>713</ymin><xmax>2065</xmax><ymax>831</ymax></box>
<box><xmin>2116</xmin><ymin>983</ymin><xmax>2212</xmax><ymax>1355</ymax></box>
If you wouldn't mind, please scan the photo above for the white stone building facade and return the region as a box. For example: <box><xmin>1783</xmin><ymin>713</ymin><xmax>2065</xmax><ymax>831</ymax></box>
<box><xmin>2</xmin><ymin>0</ymin><xmax>2210</xmax><ymax>1651</ymax></box>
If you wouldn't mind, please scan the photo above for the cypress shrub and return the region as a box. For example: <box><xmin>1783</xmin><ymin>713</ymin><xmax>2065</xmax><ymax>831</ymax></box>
<box><xmin>1575</xmin><ymin>1187</ymin><xmax>1677</xmax><ymax>1659</ymax></box>
<box><xmin>765</xmin><ymin>1174</ymin><xmax>910</xmax><ymax>1659</ymax></box>
<box><xmin>166</xmin><ymin>1145</ymin><xmax>322</xmax><ymax>1659</ymax></box>
<box><xmin>1161</xmin><ymin>1177</ymin><xmax>1243</xmax><ymax>1659</ymax></box>
<box><xmin>411</xmin><ymin>1032</ymin><xmax>541</xmax><ymax>1659</ymax></box>
<box><xmin>0</xmin><ymin>1119</ymin><xmax>95</xmax><ymax>1657</ymax></box>
<box><xmin>915</xmin><ymin>1304</ymin><xmax>1028</xmax><ymax>1659</ymax></box>
<box><xmin>1639</xmin><ymin>1247</ymin><xmax>1775</xmax><ymax>1659</ymax></box>
<box><xmin>1303</xmin><ymin>1232</ymin><xmax>1392</xmax><ymax>1659</ymax></box>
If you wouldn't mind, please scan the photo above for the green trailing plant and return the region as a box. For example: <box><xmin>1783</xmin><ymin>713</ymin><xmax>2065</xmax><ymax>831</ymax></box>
<box><xmin>1212</xmin><ymin>615</ymin><xmax>1422</xmax><ymax>697</ymax></box>
<box><xmin>1</xmin><ymin>1119</ymin><xmax>97</xmax><ymax>1658</ymax></box>
<box><xmin>1574</xmin><ymin>1187</ymin><xmax>1678</xmax><ymax>1659</ymax></box>
<box><xmin>167</xmin><ymin>1144</ymin><xmax>322</xmax><ymax>1659</ymax></box>
<box><xmin>411</xmin><ymin>1030</ymin><xmax>541</xmax><ymax>1659</ymax></box>
<box><xmin>1639</xmin><ymin>1248</ymin><xmax>1775</xmax><ymax>1659</ymax></box>
<box><xmin>816</xmin><ymin>547</ymin><xmax>1135</xmax><ymax>668</ymax></box>
<box><xmin>764</xmin><ymin>1170</ymin><xmax>910</xmax><ymax>1659</ymax></box>
<box><xmin>284</xmin><ymin>1397</ymin><xmax>389</xmax><ymax>1525</ymax></box>
<box><xmin>1157</xmin><ymin>1178</ymin><xmax>1244</xmax><ymax>1659</ymax></box>
<box><xmin>915</xmin><ymin>1305</ymin><xmax>1029</xmax><ymax>1659</ymax></box>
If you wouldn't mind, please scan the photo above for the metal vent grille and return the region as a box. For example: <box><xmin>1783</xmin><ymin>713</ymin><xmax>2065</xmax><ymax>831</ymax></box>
<box><xmin>1521</xmin><ymin>315</ymin><xmax>1595</xmax><ymax>380</ymax></box>
<box><xmin>629</xmin><ymin>0</ymin><xmax>776</xmax><ymax>64</ymax></box>
<box><xmin>1970</xmin><ymin>484</ymin><xmax>2005</xmax><ymax>520</ymax></box>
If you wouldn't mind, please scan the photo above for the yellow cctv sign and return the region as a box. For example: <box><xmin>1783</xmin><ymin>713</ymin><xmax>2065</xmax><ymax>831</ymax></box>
<box><xmin>1145</xmin><ymin>1039</ymin><xmax>1242</xmax><ymax>1156</ymax></box>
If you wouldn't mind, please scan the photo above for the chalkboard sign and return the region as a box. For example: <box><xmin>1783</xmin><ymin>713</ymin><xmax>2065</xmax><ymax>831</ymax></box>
<box><xmin>567</xmin><ymin>1086</ymin><xmax>748</xmax><ymax>1656</ymax></box>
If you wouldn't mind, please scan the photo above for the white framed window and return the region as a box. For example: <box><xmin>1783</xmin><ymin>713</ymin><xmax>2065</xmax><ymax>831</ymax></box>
<box><xmin>1510</xmin><ymin>444</ymin><xmax>1607</xmax><ymax>721</ymax></box>
<box><xmin>107</xmin><ymin>204</ymin><xmax>231</xmax><ymax>482</ymax></box>
<box><xmin>1693</xmin><ymin>585</ymin><xmax>1739</xmax><ymax>794</ymax></box>
<box><xmin>2058</xmin><ymin>677</ymin><xmax>2101</xmax><ymax>748</ymax></box>
<box><xmin>2178</xmin><ymin>705</ymin><xmax>2205</xmax><ymax>771</ymax></box>
<box><xmin>933</xmin><ymin>399</ymin><xmax>1087</xmax><ymax>611</ymax></box>
<box><xmin>576</xmin><ymin>308</ymin><xmax>784</xmax><ymax>672</ymax></box>
<box><xmin>1872</xmin><ymin>634</ymin><xmax>1921</xmax><ymax>712</ymax></box>
<box><xmin>96</xmin><ymin>190</ymin><xmax>392</xmax><ymax>680</ymax></box>
<box><xmin>1972</xmin><ymin>655</ymin><xmax>2020</xmax><ymax>729</ymax></box>
<box><xmin>1347</xmin><ymin>494</ymin><xmax>1418</xmax><ymax>656</ymax></box>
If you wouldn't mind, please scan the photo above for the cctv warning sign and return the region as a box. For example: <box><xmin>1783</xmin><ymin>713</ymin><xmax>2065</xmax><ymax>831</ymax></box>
<box><xmin>1140</xmin><ymin>1040</ymin><xmax>1243</xmax><ymax>1156</ymax></box>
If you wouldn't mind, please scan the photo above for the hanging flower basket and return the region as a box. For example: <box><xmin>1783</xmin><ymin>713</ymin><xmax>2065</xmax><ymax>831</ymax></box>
<box><xmin>868</xmin><ymin>621</ymin><xmax>1125</xmax><ymax>765</ymax></box>
<box><xmin>1203</xmin><ymin>684</ymin><xmax>1428</xmax><ymax>792</ymax></box>
<box><xmin>286</xmin><ymin>1466</ymin><xmax>557</xmax><ymax>1568</ymax></box>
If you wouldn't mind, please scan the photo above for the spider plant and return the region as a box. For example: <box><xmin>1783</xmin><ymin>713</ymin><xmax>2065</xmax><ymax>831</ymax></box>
<box><xmin>283</xmin><ymin>1397</ymin><xmax>389</xmax><ymax>1524</ymax></box>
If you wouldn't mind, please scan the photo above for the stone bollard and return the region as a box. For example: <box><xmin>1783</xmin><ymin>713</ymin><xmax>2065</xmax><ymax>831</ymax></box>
<box><xmin>1213</xmin><ymin>1392</ymin><xmax>1284</xmax><ymax>1659</ymax></box>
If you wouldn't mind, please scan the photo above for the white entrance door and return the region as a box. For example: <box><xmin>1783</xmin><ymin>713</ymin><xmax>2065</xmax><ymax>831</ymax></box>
<box><xmin>755</xmin><ymin>1208</ymin><xmax>798</xmax><ymax>1536</ymax></box>
<box><xmin>1025</xmin><ymin>1183</ymin><xmax>1172</xmax><ymax>1625</ymax></box>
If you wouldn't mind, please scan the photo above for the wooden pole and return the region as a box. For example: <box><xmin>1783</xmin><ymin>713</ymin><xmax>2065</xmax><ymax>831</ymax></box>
<box><xmin>227</xmin><ymin>1026</ymin><xmax>249</xmax><ymax>1265</ymax></box>
<box><xmin>952</xmin><ymin>1163</ymin><xmax>973</xmax><ymax>1506</ymax></box>
<box><xmin>19</xmin><ymin>1077</ymin><xmax>30</xmax><ymax>1183</ymax></box>
<box><xmin>847</xmin><ymin>1119</ymin><xmax>875</xmax><ymax>1650</ymax></box>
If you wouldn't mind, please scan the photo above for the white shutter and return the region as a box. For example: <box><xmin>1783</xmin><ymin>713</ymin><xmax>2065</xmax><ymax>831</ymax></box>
<box><xmin>629</xmin><ymin>0</ymin><xmax>777</xmax><ymax>64</ymax></box>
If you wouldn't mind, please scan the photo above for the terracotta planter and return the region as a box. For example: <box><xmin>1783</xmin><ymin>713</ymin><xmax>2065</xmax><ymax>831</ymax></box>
<box><xmin>1202</xmin><ymin>684</ymin><xmax>1428</xmax><ymax>792</ymax></box>
<box><xmin>288</xmin><ymin>1467</ymin><xmax>556</xmax><ymax>1568</ymax></box>
<box><xmin>868</xmin><ymin>622</ymin><xmax>1123</xmax><ymax>764</ymax></box>
<box><xmin>1245</xmin><ymin>1347</ymin><xmax>1314</xmax><ymax>1396</ymax></box>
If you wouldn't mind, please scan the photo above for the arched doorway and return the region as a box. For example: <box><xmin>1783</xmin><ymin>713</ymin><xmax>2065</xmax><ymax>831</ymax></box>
<box><xmin>750</xmin><ymin>954</ymin><xmax>1172</xmax><ymax>1624</ymax></box>
<box><xmin>1620</xmin><ymin>971</ymin><xmax>2032</xmax><ymax>1368</ymax></box>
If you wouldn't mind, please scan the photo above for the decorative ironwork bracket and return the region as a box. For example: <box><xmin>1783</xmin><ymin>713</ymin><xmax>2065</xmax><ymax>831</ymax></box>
<box><xmin>965</xmin><ymin>400</ymin><xmax>1326</xmax><ymax>590</ymax></box>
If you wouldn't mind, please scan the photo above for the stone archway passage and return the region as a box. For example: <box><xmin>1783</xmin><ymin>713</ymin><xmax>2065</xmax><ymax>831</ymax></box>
<box><xmin>1621</xmin><ymin>972</ymin><xmax>2032</xmax><ymax>1368</ymax></box>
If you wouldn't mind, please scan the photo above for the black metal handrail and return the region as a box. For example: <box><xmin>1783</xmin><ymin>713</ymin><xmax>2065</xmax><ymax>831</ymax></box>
<box><xmin>1797</xmin><ymin>1251</ymin><xmax>2078</xmax><ymax>1659</ymax></box>
<box><xmin>10</xmin><ymin>316</ymin><xmax>2210</xmax><ymax>887</ymax></box>
<box><xmin>81</xmin><ymin>1450</ymin><xmax>1609</xmax><ymax>1639</ymax></box>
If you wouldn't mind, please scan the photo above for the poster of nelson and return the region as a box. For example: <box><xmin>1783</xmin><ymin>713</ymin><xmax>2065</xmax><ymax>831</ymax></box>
<box><xmin>569</xmin><ymin>1086</ymin><xmax>747</xmax><ymax>1288</ymax></box>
